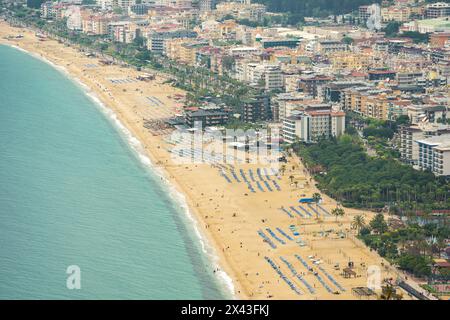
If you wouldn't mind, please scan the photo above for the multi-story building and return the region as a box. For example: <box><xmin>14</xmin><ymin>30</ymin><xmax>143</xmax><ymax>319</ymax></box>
<box><xmin>272</xmin><ymin>93</ymin><xmax>318</xmax><ymax>123</ymax></box>
<box><xmin>298</xmin><ymin>75</ymin><xmax>333</xmax><ymax>98</ymax></box>
<box><xmin>317</xmin><ymin>40</ymin><xmax>348</xmax><ymax>54</ymax></box>
<box><xmin>165</xmin><ymin>38</ymin><xmax>200</xmax><ymax>64</ymax></box>
<box><xmin>381</xmin><ymin>5</ymin><xmax>411</xmax><ymax>22</ymax></box>
<box><xmin>185</xmin><ymin>108</ymin><xmax>229</xmax><ymax>127</ymax></box>
<box><xmin>236</xmin><ymin>62</ymin><xmax>283</xmax><ymax>91</ymax></box>
<box><xmin>323</xmin><ymin>81</ymin><xmax>371</xmax><ymax>103</ymax></box>
<box><xmin>40</xmin><ymin>1</ymin><xmax>54</xmax><ymax>19</ymax></box>
<box><xmin>397</xmin><ymin>71</ymin><xmax>424</xmax><ymax>86</ymax></box>
<box><xmin>263</xmin><ymin>65</ymin><xmax>283</xmax><ymax>91</ymax></box>
<box><xmin>115</xmin><ymin>0</ymin><xmax>136</xmax><ymax>10</ymax></box>
<box><xmin>199</xmin><ymin>0</ymin><xmax>216</xmax><ymax>12</ymax></box>
<box><xmin>402</xmin><ymin>17</ymin><xmax>450</xmax><ymax>34</ymax></box>
<box><xmin>368</xmin><ymin>69</ymin><xmax>396</xmax><ymax>81</ymax></box>
<box><xmin>341</xmin><ymin>86</ymin><xmax>395</xmax><ymax>120</ymax></box>
<box><xmin>260</xmin><ymin>38</ymin><xmax>301</xmax><ymax>49</ymax></box>
<box><xmin>426</xmin><ymin>2</ymin><xmax>450</xmax><ymax>19</ymax></box>
<box><xmin>66</xmin><ymin>6</ymin><xmax>82</xmax><ymax>31</ymax></box>
<box><xmin>147</xmin><ymin>28</ymin><xmax>197</xmax><ymax>54</ymax></box>
<box><xmin>406</xmin><ymin>105</ymin><xmax>448</xmax><ymax>124</ymax></box>
<box><xmin>282</xmin><ymin>107</ymin><xmax>346</xmax><ymax>144</ymax></box>
<box><xmin>373</xmin><ymin>40</ymin><xmax>389</xmax><ymax>53</ymax></box>
<box><xmin>330</xmin><ymin>52</ymin><xmax>370</xmax><ymax>72</ymax></box>
<box><xmin>129</xmin><ymin>4</ymin><xmax>150</xmax><ymax>16</ymax></box>
<box><xmin>430</xmin><ymin>32</ymin><xmax>450</xmax><ymax>48</ymax></box>
<box><xmin>241</xmin><ymin>95</ymin><xmax>271</xmax><ymax>123</ymax></box>
<box><xmin>359</xmin><ymin>5</ymin><xmax>371</xmax><ymax>22</ymax></box>
<box><xmin>82</xmin><ymin>13</ymin><xmax>111</xmax><ymax>35</ymax></box>
<box><xmin>417</xmin><ymin>134</ymin><xmax>450</xmax><ymax>176</ymax></box>
<box><xmin>109</xmin><ymin>21</ymin><xmax>132</xmax><ymax>43</ymax></box>
<box><xmin>400</xmin><ymin>123</ymin><xmax>450</xmax><ymax>165</ymax></box>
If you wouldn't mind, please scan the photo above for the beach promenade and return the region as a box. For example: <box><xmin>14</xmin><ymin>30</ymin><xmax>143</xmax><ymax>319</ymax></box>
<box><xmin>0</xmin><ymin>21</ymin><xmax>416</xmax><ymax>299</ymax></box>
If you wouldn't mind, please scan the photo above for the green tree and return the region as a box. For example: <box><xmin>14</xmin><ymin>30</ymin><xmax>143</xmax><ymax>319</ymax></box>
<box><xmin>384</xmin><ymin>21</ymin><xmax>401</xmax><ymax>37</ymax></box>
<box><xmin>312</xmin><ymin>192</ymin><xmax>322</xmax><ymax>218</ymax></box>
<box><xmin>370</xmin><ymin>213</ymin><xmax>388</xmax><ymax>234</ymax></box>
<box><xmin>342</xmin><ymin>36</ymin><xmax>354</xmax><ymax>45</ymax></box>
<box><xmin>351</xmin><ymin>215</ymin><xmax>366</xmax><ymax>234</ymax></box>
<box><xmin>331</xmin><ymin>207</ymin><xmax>345</xmax><ymax>221</ymax></box>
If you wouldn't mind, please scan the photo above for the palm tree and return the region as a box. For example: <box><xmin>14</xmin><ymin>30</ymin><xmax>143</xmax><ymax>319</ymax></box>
<box><xmin>331</xmin><ymin>207</ymin><xmax>345</xmax><ymax>222</ymax></box>
<box><xmin>312</xmin><ymin>192</ymin><xmax>322</xmax><ymax>204</ymax></box>
<box><xmin>280</xmin><ymin>164</ymin><xmax>286</xmax><ymax>176</ymax></box>
<box><xmin>289</xmin><ymin>175</ymin><xmax>295</xmax><ymax>184</ymax></box>
<box><xmin>351</xmin><ymin>215</ymin><xmax>366</xmax><ymax>234</ymax></box>
<box><xmin>312</xmin><ymin>192</ymin><xmax>322</xmax><ymax>218</ymax></box>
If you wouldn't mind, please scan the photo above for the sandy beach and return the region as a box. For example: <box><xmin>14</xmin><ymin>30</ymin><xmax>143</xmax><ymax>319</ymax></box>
<box><xmin>0</xmin><ymin>21</ymin><xmax>415</xmax><ymax>300</ymax></box>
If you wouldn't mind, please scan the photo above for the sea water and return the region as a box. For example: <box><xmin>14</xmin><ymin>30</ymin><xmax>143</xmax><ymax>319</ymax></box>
<box><xmin>0</xmin><ymin>44</ymin><xmax>229</xmax><ymax>299</ymax></box>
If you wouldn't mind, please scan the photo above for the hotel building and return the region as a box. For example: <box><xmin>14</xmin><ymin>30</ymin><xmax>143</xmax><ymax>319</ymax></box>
<box><xmin>282</xmin><ymin>106</ymin><xmax>345</xmax><ymax>144</ymax></box>
<box><xmin>417</xmin><ymin>134</ymin><xmax>450</xmax><ymax>176</ymax></box>
<box><xmin>400</xmin><ymin>123</ymin><xmax>450</xmax><ymax>165</ymax></box>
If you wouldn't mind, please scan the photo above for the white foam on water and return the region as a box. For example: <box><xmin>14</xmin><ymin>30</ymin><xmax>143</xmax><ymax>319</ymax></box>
<box><xmin>87</xmin><ymin>93</ymin><xmax>237</xmax><ymax>299</ymax></box>
<box><xmin>4</xmin><ymin>43</ymin><xmax>236</xmax><ymax>299</ymax></box>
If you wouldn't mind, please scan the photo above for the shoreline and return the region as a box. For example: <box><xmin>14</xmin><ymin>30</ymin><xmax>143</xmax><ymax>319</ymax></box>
<box><xmin>0</xmin><ymin>21</ymin><xmax>421</xmax><ymax>300</ymax></box>
<box><xmin>0</xmin><ymin>33</ymin><xmax>240</xmax><ymax>299</ymax></box>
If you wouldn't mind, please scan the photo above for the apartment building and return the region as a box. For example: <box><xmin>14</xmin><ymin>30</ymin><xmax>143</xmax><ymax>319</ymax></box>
<box><xmin>235</xmin><ymin>62</ymin><xmax>283</xmax><ymax>91</ymax></box>
<box><xmin>323</xmin><ymin>81</ymin><xmax>372</xmax><ymax>103</ymax></box>
<box><xmin>298</xmin><ymin>75</ymin><xmax>333</xmax><ymax>98</ymax></box>
<box><xmin>199</xmin><ymin>0</ymin><xmax>216</xmax><ymax>12</ymax></box>
<box><xmin>381</xmin><ymin>6</ymin><xmax>412</xmax><ymax>22</ymax></box>
<box><xmin>426</xmin><ymin>2</ymin><xmax>450</xmax><ymax>19</ymax></box>
<box><xmin>82</xmin><ymin>14</ymin><xmax>111</xmax><ymax>35</ymax></box>
<box><xmin>417</xmin><ymin>134</ymin><xmax>450</xmax><ymax>176</ymax></box>
<box><xmin>147</xmin><ymin>28</ymin><xmax>197</xmax><ymax>54</ymax></box>
<box><xmin>242</xmin><ymin>95</ymin><xmax>271</xmax><ymax>123</ymax></box>
<box><xmin>282</xmin><ymin>107</ymin><xmax>346</xmax><ymax>144</ymax></box>
<box><xmin>397</xmin><ymin>71</ymin><xmax>424</xmax><ymax>86</ymax></box>
<box><xmin>330</xmin><ymin>52</ymin><xmax>371</xmax><ymax>72</ymax></box>
<box><xmin>40</xmin><ymin>1</ymin><xmax>54</xmax><ymax>19</ymax></box>
<box><xmin>400</xmin><ymin>123</ymin><xmax>450</xmax><ymax>165</ymax></box>
<box><xmin>260</xmin><ymin>38</ymin><xmax>301</xmax><ymax>49</ymax></box>
<box><xmin>341</xmin><ymin>87</ymin><xmax>394</xmax><ymax>120</ymax></box>
<box><xmin>185</xmin><ymin>108</ymin><xmax>229</xmax><ymax>128</ymax></box>
<box><xmin>109</xmin><ymin>21</ymin><xmax>132</xmax><ymax>43</ymax></box>
<box><xmin>368</xmin><ymin>69</ymin><xmax>396</xmax><ymax>81</ymax></box>
<box><xmin>263</xmin><ymin>65</ymin><xmax>283</xmax><ymax>91</ymax></box>
<box><xmin>406</xmin><ymin>104</ymin><xmax>448</xmax><ymax>124</ymax></box>
<box><xmin>430</xmin><ymin>32</ymin><xmax>450</xmax><ymax>48</ymax></box>
<box><xmin>359</xmin><ymin>5</ymin><xmax>371</xmax><ymax>22</ymax></box>
<box><xmin>115</xmin><ymin>0</ymin><xmax>136</xmax><ymax>10</ymax></box>
<box><xmin>272</xmin><ymin>92</ymin><xmax>317</xmax><ymax>123</ymax></box>
<box><xmin>317</xmin><ymin>40</ymin><xmax>348</xmax><ymax>54</ymax></box>
<box><xmin>165</xmin><ymin>39</ymin><xmax>208</xmax><ymax>65</ymax></box>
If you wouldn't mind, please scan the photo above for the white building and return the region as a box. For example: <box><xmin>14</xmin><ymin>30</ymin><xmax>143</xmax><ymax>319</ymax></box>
<box><xmin>426</xmin><ymin>2</ymin><xmax>450</xmax><ymax>19</ymax></box>
<box><xmin>317</xmin><ymin>40</ymin><xmax>348</xmax><ymax>54</ymax></box>
<box><xmin>263</xmin><ymin>65</ymin><xmax>283</xmax><ymax>91</ymax></box>
<box><xmin>40</xmin><ymin>1</ymin><xmax>54</xmax><ymax>19</ymax></box>
<box><xmin>237</xmin><ymin>62</ymin><xmax>283</xmax><ymax>91</ymax></box>
<box><xmin>282</xmin><ymin>108</ymin><xmax>346</xmax><ymax>144</ymax></box>
<box><xmin>400</xmin><ymin>123</ymin><xmax>450</xmax><ymax>165</ymax></box>
<box><xmin>417</xmin><ymin>134</ymin><xmax>450</xmax><ymax>176</ymax></box>
<box><xmin>199</xmin><ymin>0</ymin><xmax>215</xmax><ymax>12</ymax></box>
<box><xmin>96</xmin><ymin>0</ymin><xmax>113</xmax><ymax>10</ymax></box>
<box><xmin>116</xmin><ymin>0</ymin><xmax>136</xmax><ymax>10</ymax></box>
<box><xmin>65</xmin><ymin>6</ymin><xmax>82</xmax><ymax>31</ymax></box>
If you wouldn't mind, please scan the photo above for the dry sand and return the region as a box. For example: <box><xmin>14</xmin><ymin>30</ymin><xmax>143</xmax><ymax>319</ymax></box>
<box><xmin>0</xmin><ymin>21</ymin><xmax>415</xmax><ymax>300</ymax></box>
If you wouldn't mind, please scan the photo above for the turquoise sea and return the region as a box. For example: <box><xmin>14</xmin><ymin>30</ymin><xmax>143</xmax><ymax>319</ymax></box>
<box><xmin>0</xmin><ymin>44</ymin><xmax>228</xmax><ymax>299</ymax></box>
